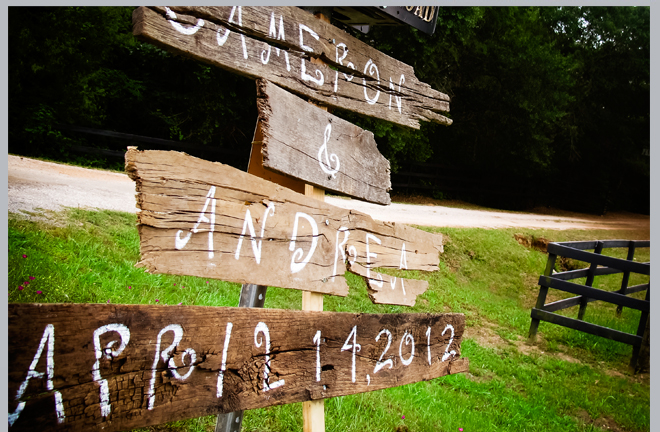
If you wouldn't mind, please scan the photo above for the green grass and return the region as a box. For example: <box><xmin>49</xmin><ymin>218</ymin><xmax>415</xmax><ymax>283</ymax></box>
<box><xmin>8</xmin><ymin>209</ymin><xmax>650</xmax><ymax>432</ymax></box>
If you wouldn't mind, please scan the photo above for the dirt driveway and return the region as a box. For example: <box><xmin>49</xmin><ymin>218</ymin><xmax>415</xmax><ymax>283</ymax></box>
<box><xmin>8</xmin><ymin>155</ymin><xmax>650</xmax><ymax>231</ymax></box>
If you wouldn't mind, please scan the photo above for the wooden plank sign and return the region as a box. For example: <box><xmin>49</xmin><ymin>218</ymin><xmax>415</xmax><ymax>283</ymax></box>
<box><xmin>132</xmin><ymin>6</ymin><xmax>452</xmax><ymax>130</ymax></box>
<box><xmin>126</xmin><ymin>149</ymin><xmax>443</xmax><ymax>306</ymax></box>
<box><xmin>8</xmin><ymin>303</ymin><xmax>468</xmax><ymax>432</ymax></box>
<box><xmin>256</xmin><ymin>79</ymin><xmax>391</xmax><ymax>205</ymax></box>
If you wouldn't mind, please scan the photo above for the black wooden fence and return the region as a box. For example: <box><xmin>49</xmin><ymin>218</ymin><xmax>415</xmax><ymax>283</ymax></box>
<box><xmin>528</xmin><ymin>240</ymin><xmax>650</xmax><ymax>370</ymax></box>
<box><xmin>56</xmin><ymin>124</ymin><xmax>248</xmax><ymax>168</ymax></box>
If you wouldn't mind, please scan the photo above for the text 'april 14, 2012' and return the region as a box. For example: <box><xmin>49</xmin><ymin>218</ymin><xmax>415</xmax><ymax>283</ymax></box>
<box><xmin>9</xmin><ymin>303</ymin><xmax>468</xmax><ymax>431</ymax></box>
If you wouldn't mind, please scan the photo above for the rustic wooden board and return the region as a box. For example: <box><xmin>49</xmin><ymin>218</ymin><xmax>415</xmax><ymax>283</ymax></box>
<box><xmin>256</xmin><ymin>79</ymin><xmax>391</xmax><ymax>205</ymax></box>
<box><xmin>349</xmin><ymin>263</ymin><xmax>428</xmax><ymax>307</ymax></box>
<box><xmin>132</xmin><ymin>6</ymin><xmax>452</xmax><ymax>130</ymax></box>
<box><xmin>126</xmin><ymin>149</ymin><xmax>443</xmax><ymax>301</ymax></box>
<box><xmin>8</xmin><ymin>303</ymin><xmax>468</xmax><ymax>432</ymax></box>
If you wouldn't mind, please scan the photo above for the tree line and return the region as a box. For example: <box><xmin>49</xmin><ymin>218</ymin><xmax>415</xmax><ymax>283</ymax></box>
<box><xmin>8</xmin><ymin>6</ymin><xmax>649</xmax><ymax>214</ymax></box>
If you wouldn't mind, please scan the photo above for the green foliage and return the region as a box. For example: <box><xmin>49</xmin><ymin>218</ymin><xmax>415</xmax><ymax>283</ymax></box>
<box><xmin>9</xmin><ymin>7</ymin><xmax>256</xmax><ymax>166</ymax></box>
<box><xmin>352</xmin><ymin>6</ymin><xmax>648</xmax><ymax>213</ymax></box>
<box><xmin>540</xmin><ymin>6</ymin><xmax>650</xmax><ymax>213</ymax></box>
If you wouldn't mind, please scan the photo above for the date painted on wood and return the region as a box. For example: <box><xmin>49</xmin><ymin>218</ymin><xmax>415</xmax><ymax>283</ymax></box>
<box><xmin>126</xmin><ymin>149</ymin><xmax>443</xmax><ymax>306</ymax></box>
<box><xmin>8</xmin><ymin>303</ymin><xmax>467</xmax><ymax>432</ymax></box>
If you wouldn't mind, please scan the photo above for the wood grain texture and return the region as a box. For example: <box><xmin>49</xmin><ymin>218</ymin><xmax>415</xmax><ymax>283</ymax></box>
<box><xmin>132</xmin><ymin>6</ymin><xmax>452</xmax><ymax>129</ymax></box>
<box><xmin>126</xmin><ymin>149</ymin><xmax>443</xmax><ymax>302</ymax></box>
<box><xmin>257</xmin><ymin>79</ymin><xmax>391</xmax><ymax>205</ymax></box>
<box><xmin>247</xmin><ymin>122</ymin><xmax>307</xmax><ymax>195</ymax></box>
<box><xmin>8</xmin><ymin>303</ymin><xmax>467</xmax><ymax>432</ymax></box>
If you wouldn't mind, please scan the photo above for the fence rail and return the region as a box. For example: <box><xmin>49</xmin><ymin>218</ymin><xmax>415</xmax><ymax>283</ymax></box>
<box><xmin>528</xmin><ymin>240</ymin><xmax>650</xmax><ymax>371</ymax></box>
<box><xmin>56</xmin><ymin>124</ymin><xmax>246</xmax><ymax>164</ymax></box>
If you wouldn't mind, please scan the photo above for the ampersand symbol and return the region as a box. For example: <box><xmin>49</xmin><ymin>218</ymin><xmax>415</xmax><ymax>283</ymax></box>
<box><xmin>317</xmin><ymin>123</ymin><xmax>340</xmax><ymax>179</ymax></box>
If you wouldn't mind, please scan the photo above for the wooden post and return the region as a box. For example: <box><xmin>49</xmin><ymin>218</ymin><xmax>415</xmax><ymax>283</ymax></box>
<box><xmin>302</xmin><ymin>184</ymin><xmax>325</xmax><ymax>432</ymax></box>
<box><xmin>629</xmin><ymin>287</ymin><xmax>650</xmax><ymax>371</ymax></box>
<box><xmin>634</xmin><ymin>309</ymin><xmax>650</xmax><ymax>373</ymax></box>
<box><xmin>528</xmin><ymin>253</ymin><xmax>557</xmax><ymax>342</ymax></box>
<box><xmin>578</xmin><ymin>241</ymin><xmax>604</xmax><ymax>321</ymax></box>
<box><xmin>616</xmin><ymin>241</ymin><xmax>636</xmax><ymax>317</ymax></box>
<box><xmin>300</xmin><ymin>9</ymin><xmax>330</xmax><ymax>432</ymax></box>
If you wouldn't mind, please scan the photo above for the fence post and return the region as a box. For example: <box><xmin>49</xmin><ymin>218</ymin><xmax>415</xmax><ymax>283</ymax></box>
<box><xmin>528</xmin><ymin>253</ymin><xmax>557</xmax><ymax>342</ymax></box>
<box><xmin>577</xmin><ymin>241</ymin><xmax>604</xmax><ymax>321</ymax></box>
<box><xmin>629</xmin><ymin>287</ymin><xmax>650</xmax><ymax>372</ymax></box>
<box><xmin>616</xmin><ymin>241</ymin><xmax>636</xmax><ymax>317</ymax></box>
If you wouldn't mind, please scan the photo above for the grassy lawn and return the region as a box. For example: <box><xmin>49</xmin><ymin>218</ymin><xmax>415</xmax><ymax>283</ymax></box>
<box><xmin>8</xmin><ymin>208</ymin><xmax>650</xmax><ymax>432</ymax></box>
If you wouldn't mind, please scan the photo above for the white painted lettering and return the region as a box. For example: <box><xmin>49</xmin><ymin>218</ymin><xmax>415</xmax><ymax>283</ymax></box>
<box><xmin>426</xmin><ymin>326</ymin><xmax>432</xmax><ymax>365</ymax></box>
<box><xmin>399</xmin><ymin>242</ymin><xmax>408</xmax><ymax>270</ymax></box>
<box><xmin>217</xmin><ymin>322</ymin><xmax>233</xmax><ymax>398</ymax></box>
<box><xmin>262</xmin><ymin>12</ymin><xmax>290</xmax><ymax>70</ymax></box>
<box><xmin>373</xmin><ymin>329</ymin><xmax>393</xmax><ymax>374</ymax></box>
<box><xmin>255</xmin><ymin>322</ymin><xmax>284</xmax><ymax>391</ymax></box>
<box><xmin>175</xmin><ymin>186</ymin><xmax>216</xmax><ymax>259</ymax></box>
<box><xmin>170</xmin><ymin>348</ymin><xmax>196</xmax><ymax>380</ymax></box>
<box><xmin>365</xmin><ymin>233</ymin><xmax>384</xmax><ymax>287</ymax></box>
<box><xmin>299</xmin><ymin>24</ymin><xmax>324</xmax><ymax>85</ymax></box>
<box><xmin>318</xmin><ymin>123</ymin><xmax>340</xmax><ymax>178</ymax></box>
<box><xmin>313</xmin><ymin>330</ymin><xmax>322</xmax><ymax>382</ymax></box>
<box><xmin>165</xmin><ymin>7</ymin><xmax>204</xmax><ymax>35</ymax></box>
<box><xmin>333</xmin><ymin>227</ymin><xmax>350</xmax><ymax>281</ymax></box>
<box><xmin>333</xmin><ymin>43</ymin><xmax>355</xmax><ymax>93</ymax></box>
<box><xmin>92</xmin><ymin>324</ymin><xmax>130</xmax><ymax>418</ymax></box>
<box><xmin>388</xmin><ymin>75</ymin><xmax>405</xmax><ymax>114</ymax></box>
<box><xmin>216</xmin><ymin>6</ymin><xmax>248</xmax><ymax>60</ymax></box>
<box><xmin>9</xmin><ymin>324</ymin><xmax>64</xmax><ymax>427</ymax></box>
<box><xmin>347</xmin><ymin>245</ymin><xmax>357</xmax><ymax>265</ymax></box>
<box><xmin>148</xmin><ymin>324</ymin><xmax>195</xmax><ymax>410</ymax></box>
<box><xmin>399</xmin><ymin>330</ymin><xmax>415</xmax><ymax>366</ymax></box>
<box><xmin>341</xmin><ymin>326</ymin><xmax>361</xmax><ymax>383</ymax></box>
<box><xmin>441</xmin><ymin>324</ymin><xmax>457</xmax><ymax>362</ymax></box>
<box><xmin>289</xmin><ymin>212</ymin><xmax>319</xmax><ymax>273</ymax></box>
<box><xmin>363</xmin><ymin>59</ymin><xmax>381</xmax><ymax>105</ymax></box>
<box><xmin>235</xmin><ymin>202</ymin><xmax>275</xmax><ymax>264</ymax></box>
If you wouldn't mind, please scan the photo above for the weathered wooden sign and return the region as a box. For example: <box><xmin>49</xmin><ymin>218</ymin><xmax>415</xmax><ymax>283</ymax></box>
<box><xmin>8</xmin><ymin>303</ymin><xmax>468</xmax><ymax>432</ymax></box>
<box><xmin>256</xmin><ymin>79</ymin><xmax>391</xmax><ymax>205</ymax></box>
<box><xmin>126</xmin><ymin>149</ymin><xmax>443</xmax><ymax>306</ymax></box>
<box><xmin>132</xmin><ymin>6</ymin><xmax>452</xmax><ymax>130</ymax></box>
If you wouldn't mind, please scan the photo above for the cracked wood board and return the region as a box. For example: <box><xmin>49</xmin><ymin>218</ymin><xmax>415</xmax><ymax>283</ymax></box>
<box><xmin>257</xmin><ymin>79</ymin><xmax>391</xmax><ymax>205</ymax></box>
<box><xmin>132</xmin><ymin>6</ymin><xmax>452</xmax><ymax>130</ymax></box>
<box><xmin>8</xmin><ymin>303</ymin><xmax>467</xmax><ymax>432</ymax></box>
<box><xmin>126</xmin><ymin>149</ymin><xmax>442</xmax><ymax>303</ymax></box>
<box><xmin>349</xmin><ymin>262</ymin><xmax>429</xmax><ymax>307</ymax></box>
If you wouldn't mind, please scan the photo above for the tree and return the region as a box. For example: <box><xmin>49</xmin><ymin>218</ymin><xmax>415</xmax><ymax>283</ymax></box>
<box><xmin>9</xmin><ymin>7</ymin><xmax>257</xmax><ymax>168</ymax></box>
<box><xmin>348</xmin><ymin>6</ymin><xmax>648</xmax><ymax>213</ymax></box>
<box><xmin>541</xmin><ymin>6</ymin><xmax>650</xmax><ymax>213</ymax></box>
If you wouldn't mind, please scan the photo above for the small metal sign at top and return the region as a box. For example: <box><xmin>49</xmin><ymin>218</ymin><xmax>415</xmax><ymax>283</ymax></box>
<box><xmin>380</xmin><ymin>6</ymin><xmax>439</xmax><ymax>35</ymax></box>
<box><xmin>331</xmin><ymin>6</ymin><xmax>439</xmax><ymax>35</ymax></box>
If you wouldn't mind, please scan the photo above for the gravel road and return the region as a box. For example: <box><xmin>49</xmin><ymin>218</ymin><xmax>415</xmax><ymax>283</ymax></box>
<box><xmin>8</xmin><ymin>155</ymin><xmax>649</xmax><ymax>231</ymax></box>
